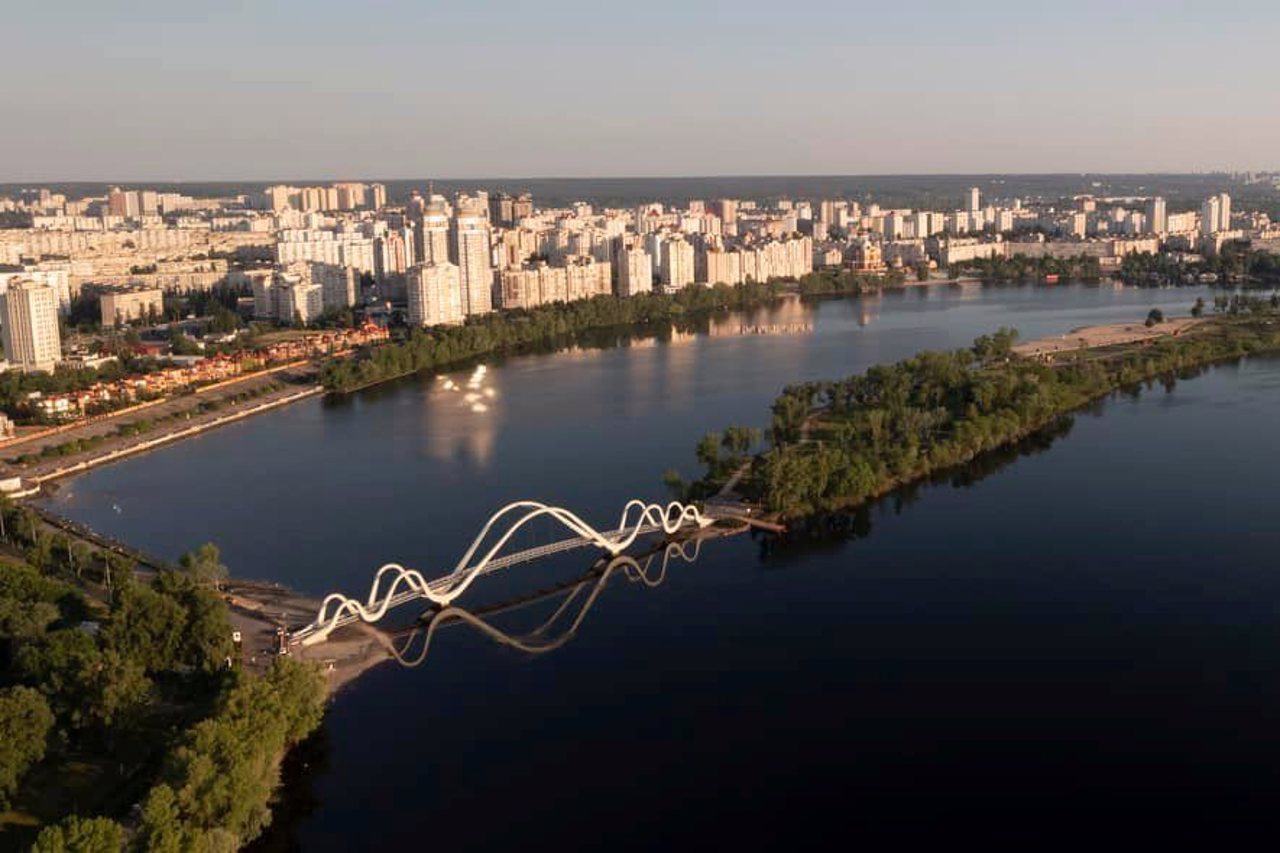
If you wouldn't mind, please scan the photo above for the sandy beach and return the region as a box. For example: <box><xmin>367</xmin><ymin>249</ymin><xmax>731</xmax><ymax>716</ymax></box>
<box><xmin>1013</xmin><ymin>318</ymin><xmax>1203</xmax><ymax>357</ymax></box>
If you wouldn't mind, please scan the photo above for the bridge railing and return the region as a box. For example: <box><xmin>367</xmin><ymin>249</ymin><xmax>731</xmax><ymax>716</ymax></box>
<box><xmin>292</xmin><ymin>499</ymin><xmax>711</xmax><ymax>645</ymax></box>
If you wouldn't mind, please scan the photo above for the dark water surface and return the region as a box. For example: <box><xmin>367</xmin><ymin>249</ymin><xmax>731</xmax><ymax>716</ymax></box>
<box><xmin>44</xmin><ymin>283</ymin><xmax>1280</xmax><ymax>844</ymax></box>
<box><xmin>44</xmin><ymin>283</ymin><xmax>1209</xmax><ymax>594</ymax></box>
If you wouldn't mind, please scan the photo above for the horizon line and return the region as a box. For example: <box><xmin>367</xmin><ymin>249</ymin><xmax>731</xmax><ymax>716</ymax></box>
<box><xmin>0</xmin><ymin>169</ymin><xmax>1263</xmax><ymax>187</ymax></box>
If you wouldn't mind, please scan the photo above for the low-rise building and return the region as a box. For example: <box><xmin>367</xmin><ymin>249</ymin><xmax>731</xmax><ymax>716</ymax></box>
<box><xmin>99</xmin><ymin>286</ymin><xmax>164</xmax><ymax>325</ymax></box>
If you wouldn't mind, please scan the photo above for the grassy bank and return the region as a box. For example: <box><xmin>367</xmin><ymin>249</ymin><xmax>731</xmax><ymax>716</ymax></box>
<box><xmin>688</xmin><ymin>312</ymin><xmax>1280</xmax><ymax>519</ymax></box>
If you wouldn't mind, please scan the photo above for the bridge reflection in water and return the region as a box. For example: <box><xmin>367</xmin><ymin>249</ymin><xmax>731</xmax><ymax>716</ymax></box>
<box><xmin>291</xmin><ymin>499</ymin><xmax>731</xmax><ymax>647</ymax></box>
<box><xmin>378</xmin><ymin>539</ymin><xmax>704</xmax><ymax>668</ymax></box>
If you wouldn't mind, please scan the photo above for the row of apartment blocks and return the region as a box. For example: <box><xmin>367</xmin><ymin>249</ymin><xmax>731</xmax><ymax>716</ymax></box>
<box><xmin>405</xmin><ymin>232</ymin><xmax>816</xmax><ymax>327</ymax></box>
<box><xmin>898</xmin><ymin>236</ymin><xmax>1164</xmax><ymax>269</ymax></box>
<box><xmin>248</xmin><ymin>262</ymin><xmax>359</xmax><ymax>324</ymax></box>
<box><xmin>0</xmin><ymin>182</ymin><xmax>1267</xmax><ymax>373</ymax></box>
<box><xmin>811</xmin><ymin>189</ymin><xmax>1250</xmax><ymax>246</ymax></box>
<box><xmin>1</xmin><ymin>184</ymin><xmax>1252</xmax><ymax>316</ymax></box>
<box><xmin>261</xmin><ymin>182</ymin><xmax>388</xmax><ymax>213</ymax></box>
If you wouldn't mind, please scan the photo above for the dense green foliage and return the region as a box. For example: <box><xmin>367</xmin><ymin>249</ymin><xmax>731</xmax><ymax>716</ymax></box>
<box><xmin>1119</xmin><ymin>245</ymin><xmax>1280</xmax><ymax>287</ymax></box>
<box><xmin>698</xmin><ymin>317</ymin><xmax>1280</xmax><ymax>518</ymax></box>
<box><xmin>176</xmin><ymin>543</ymin><xmax>228</xmax><ymax>589</ymax></box>
<box><xmin>0</xmin><ymin>685</ymin><xmax>54</xmax><ymax>806</ymax></box>
<box><xmin>1212</xmin><ymin>292</ymin><xmax>1280</xmax><ymax>315</ymax></box>
<box><xmin>136</xmin><ymin>658</ymin><xmax>326</xmax><ymax>851</ymax></box>
<box><xmin>0</xmin><ymin>520</ymin><xmax>324</xmax><ymax>850</ymax></box>
<box><xmin>0</xmin><ymin>358</ymin><xmax>173</xmax><ymax>421</ymax></box>
<box><xmin>795</xmin><ymin>269</ymin><xmax>906</xmax><ymax>295</ymax></box>
<box><xmin>103</xmin><ymin>572</ymin><xmax>234</xmax><ymax>675</ymax></box>
<box><xmin>64</xmin><ymin>293</ymin><xmax>105</xmax><ymax>332</ymax></box>
<box><xmin>30</xmin><ymin>815</ymin><xmax>126</xmax><ymax>853</ymax></box>
<box><xmin>948</xmin><ymin>252</ymin><xmax>1102</xmax><ymax>282</ymax></box>
<box><xmin>321</xmin><ymin>281</ymin><xmax>784</xmax><ymax>391</ymax></box>
<box><xmin>165</xmin><ymin>283</ymin><xmax>247</xmax><ymax>326</ymax></box>
<box><xmin>0</xmin><ymin>210</ymin><xmax>34</xmax><ymax>229</ymax></box>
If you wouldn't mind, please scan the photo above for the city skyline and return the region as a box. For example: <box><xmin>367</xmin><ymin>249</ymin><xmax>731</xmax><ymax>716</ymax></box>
<box><xmin>11</xmin><ymin>3</ymin><xmax>1280</xmax><ymax>849</ymax></box>
<box><xmin>6</xmin><ymin>1</ymin><xmax>1280</xmax><ymax>181</ymax></box>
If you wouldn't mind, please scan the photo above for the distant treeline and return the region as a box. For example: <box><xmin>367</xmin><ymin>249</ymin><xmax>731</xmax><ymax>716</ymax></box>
<box><xmin>320</xmin><ymin>280</ymin><xmax>785</xmax><ymax>392</ymax></box>
<box><xmin>948</xmin><ymin>252</ymin><xmax>1103</xmax><ymax>282</ymax></box>
<box><xmin>1118</xmin><ymin>245</ymin><xmax>1280</xmax><ymax>286</ymax></box>
<box><xmin>795</xmin><ymin>269</ymin><xmax>907</xmax><ymax>295</ymax></box>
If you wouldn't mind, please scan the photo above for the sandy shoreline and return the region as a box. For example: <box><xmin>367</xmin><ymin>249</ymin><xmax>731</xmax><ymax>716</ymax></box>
<box><xmin>223</xmin><ymin>583</ymin><xmax>391</xmax><ymax>695</ymax></box>
<box><xmin>1013</xmin><ymin>318</ymin><xmax>1203</xmax><ymax>357</ymax></box>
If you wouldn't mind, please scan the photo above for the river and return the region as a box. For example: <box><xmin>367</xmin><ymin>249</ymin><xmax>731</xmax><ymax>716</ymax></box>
<box><xmin>41</xmin><ymin>282</ymin><xmax>1280</xmax><ymax>844</ymax></box>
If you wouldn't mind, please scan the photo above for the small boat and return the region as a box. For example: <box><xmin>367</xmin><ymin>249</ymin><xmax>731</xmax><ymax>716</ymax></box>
<box><xmin>1044</xmin><ymin>274</ymin><xmax>1060</xmax><ymax>284</ymax></box>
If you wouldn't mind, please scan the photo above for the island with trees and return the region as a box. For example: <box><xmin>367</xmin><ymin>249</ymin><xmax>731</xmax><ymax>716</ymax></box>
<box><xmin>683</xmin><ymin>303</ymin><xmax>1280</xmax><ymax>520</ymax></box>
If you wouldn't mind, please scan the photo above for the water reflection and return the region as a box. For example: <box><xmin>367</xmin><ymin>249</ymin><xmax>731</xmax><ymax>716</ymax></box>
<box><xmin>709</xmin><ymin>293</ymin><xmax>814</xmax><ymax>337</ymax></box>
<box><xmin>420</xmin><ymin>364</ymin><xmax>501</xmax><ymax>466</ymax></box>
<box><xmin>858</xmin><ymin>303</ymin><xmax>877</xmax><ymax>327</ymax></box>
<box><xmin>763</xmin><ymin>415</ymin><xmax>1081</xmax><ymax>566</ymax></box>
<box><xmin>379</xmin><ymin>540</ymin><xmax>703</xmax><ymax>668</ymax></box>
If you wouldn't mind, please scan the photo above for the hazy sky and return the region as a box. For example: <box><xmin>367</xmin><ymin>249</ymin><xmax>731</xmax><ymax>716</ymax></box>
<box><xmin>4</xmin><ymin>0</ymin><xmax>1278</xmax><ymax>180</ymax></box>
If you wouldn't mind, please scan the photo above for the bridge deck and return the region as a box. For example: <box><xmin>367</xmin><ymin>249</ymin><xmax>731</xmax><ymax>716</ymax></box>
<box><xmin>294</xmin><ymin>523</ymin><xmax>668</xmax><ymax>640</ymax></box>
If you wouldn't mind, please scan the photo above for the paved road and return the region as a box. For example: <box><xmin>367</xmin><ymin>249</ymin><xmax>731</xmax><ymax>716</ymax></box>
<box><xmin>2</xmin><ymin>370</ymin><xmax>319</xmax><ymax>482</ymax></box>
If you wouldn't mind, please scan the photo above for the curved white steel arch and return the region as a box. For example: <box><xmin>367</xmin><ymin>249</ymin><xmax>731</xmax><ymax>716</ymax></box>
<box><xmin>296</xmin><ymin>499</ymin><xmax>710</xmax><ymax>645</ymax></box>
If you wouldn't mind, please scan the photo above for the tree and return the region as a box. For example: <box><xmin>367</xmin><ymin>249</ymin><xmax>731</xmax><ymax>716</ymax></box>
<box><xmin>31</xmin><ymin>815</ymin><xmax>126</xmax><ymax>853</ymax></box>
<box><xmin>179</xmin><ymin>543</ymin><xmax>228</xmax><ymax>589</ymax></box>
<box><xmin>973</xmin><ymin>327</ymin><xmax>1019</xmax><ymax>360</ymax></box>
<box><xmin>49</xmin><ymin>533</ymin><xmax>74</xmax><ymax>577</ymax></box>
<box><xmin>169</xmin><ymin>333</ymin><xmax>202</xmax><ymax>356</ymax></box>
<box><xmin>695</xmin><ymin>433</ymin><xmax>722</xmax><ymax>468</ymax></box>
<box><xmin>209</xmin><ymin>305</ymin><xmax>241</xmax><ymax>334</ymax></box>
<box><xmin>80</xmin><ymin>649</ymin><xmax>153</xmax><ymax>731</ymax></box>
<box><xmin>153</xmin><ymin>571</ymin><xmax>234</xmax><ymax>672</ymax></box>
<box><xmin>0</xmin><ymin>597</ymin><xmax>60</xmax><ymax>641</ymax></box>
<box><xmin>0</xmin><ymin>686</ymin><xmax>54</xmax><ymax>806</ymax></box>
<box><xmin>26</xmin><ymin>531</ymin><xmax>55</xmax><ymax>573</ymax></box>
<box><xmin>15</xmin><ymin>629</ymin><xmax>102</xmax><ymax>721</ymax></box>
<box><xmin>102</xmin><ymin>583</ymin><xmax>186</xmax><ymax>673</ymax></box>
<box><xmin>661</xmin><ymin>469</ymin><xmax>687</xmax><ymax>500</ymax></box>
<box><xmin>721</xmin><ymin>426</ymin><xmax>762</xmax><ymax>456</ymax></box>
<box><xmin>140</xmin><ymin>658</ymin><xmax>326</xmax><ymax>849</ymax></box>
<box><xmin>137</xmin><ymin>784</ymin><xmax>193</xmax><ymax>853</ymax></box>
<box><xmin>70</xmin><ymin>542</ymin><xmax>94</xmax><ymax>581</ymax></box>
<box><xmin>102</xmin><ymin>551</ymin><xmax>135</xmax><ymax>593</ymax></box>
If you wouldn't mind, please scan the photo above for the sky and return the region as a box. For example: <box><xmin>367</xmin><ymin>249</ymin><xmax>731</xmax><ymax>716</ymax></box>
<box><xmin>3</xmin><ymin>0</ymin><xmax>1279</xmax><ymax>181</ymax></box>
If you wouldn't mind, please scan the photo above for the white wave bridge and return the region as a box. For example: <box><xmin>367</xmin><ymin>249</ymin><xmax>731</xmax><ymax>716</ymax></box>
<box><xmin>292</xmin><ymin>499</ymin><xmax>712</xmax><ymax>646</ymax></box>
